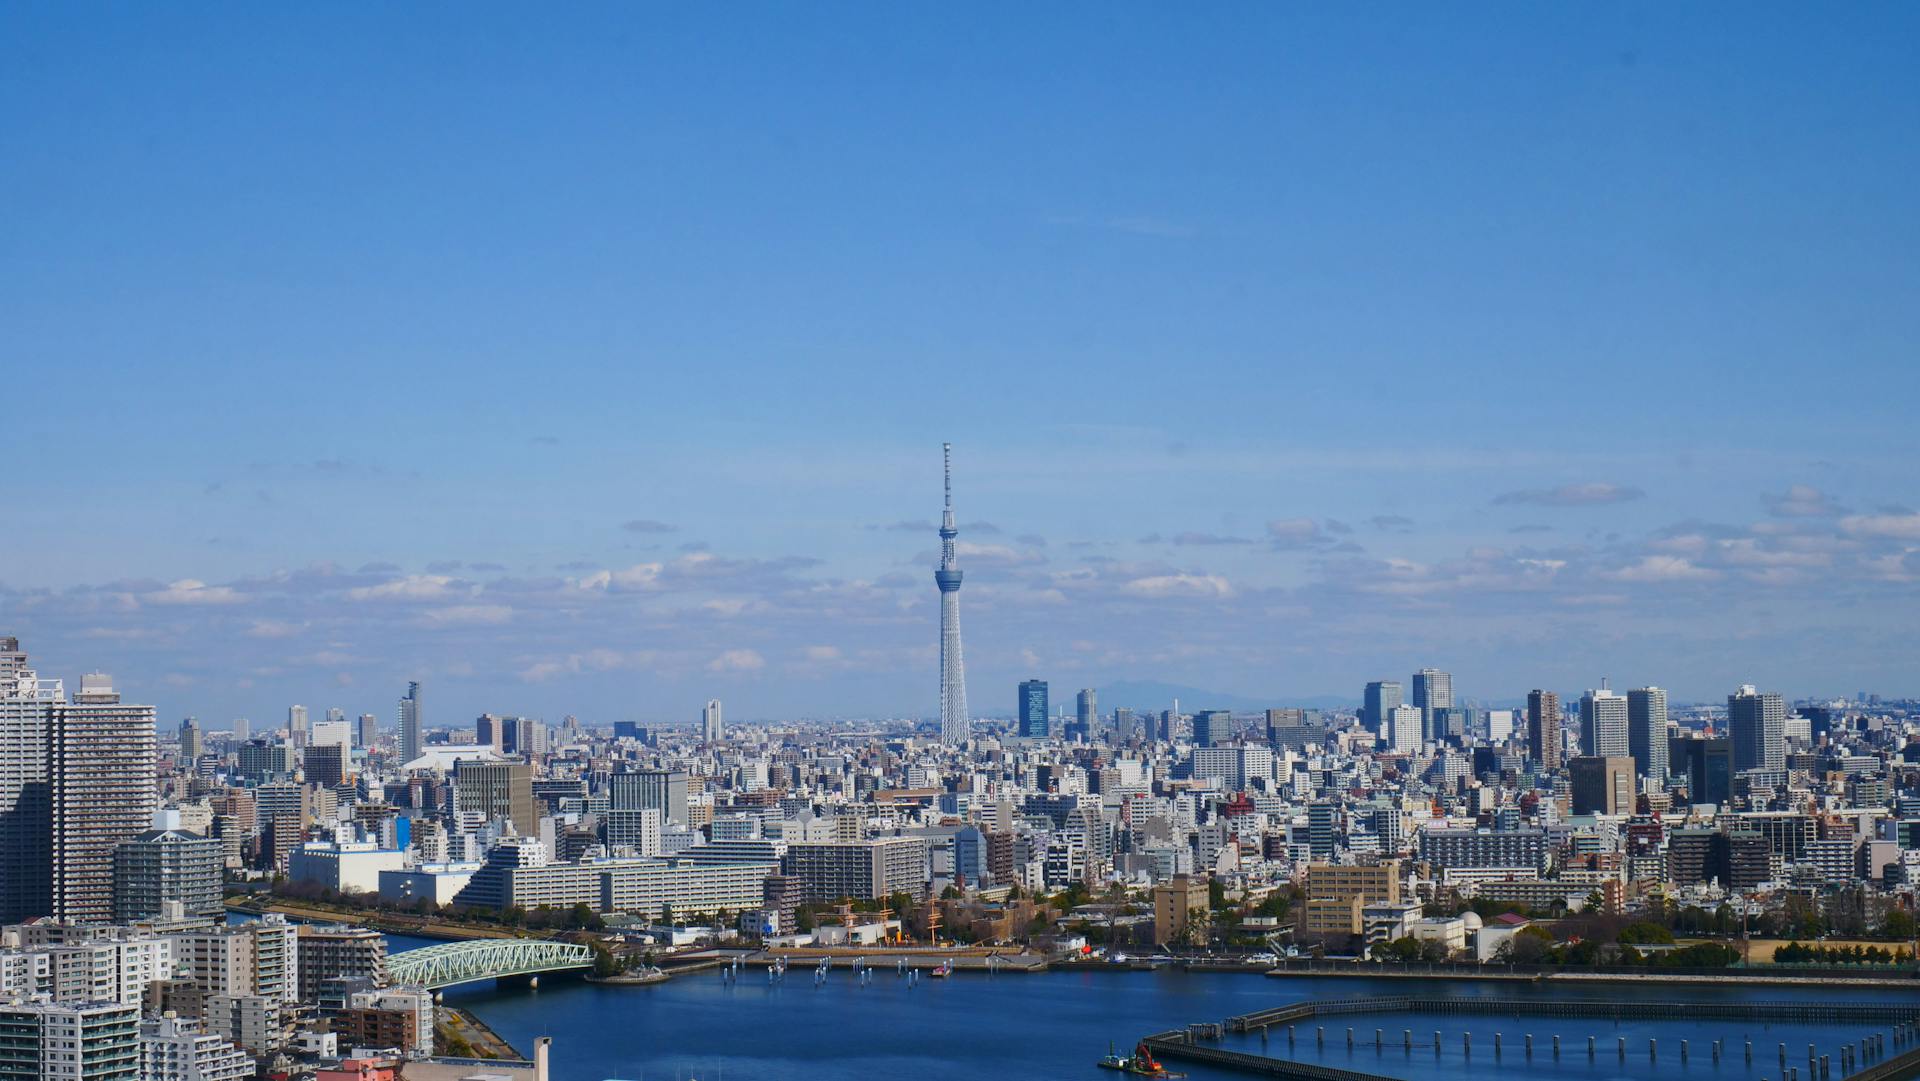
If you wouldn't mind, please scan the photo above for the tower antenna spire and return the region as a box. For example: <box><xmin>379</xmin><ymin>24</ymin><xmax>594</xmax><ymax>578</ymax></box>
<box><xmin>935</xmin><ymin>443</ymin><xmax>968</xmax><ymax>744</ymax></box>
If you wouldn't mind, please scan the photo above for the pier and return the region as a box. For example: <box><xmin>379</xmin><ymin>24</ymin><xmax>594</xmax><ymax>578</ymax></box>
<box><xmin>1137</xmin><ymin>996</ymin><xmax>1920</xmax><ymax>1081</ymax></box>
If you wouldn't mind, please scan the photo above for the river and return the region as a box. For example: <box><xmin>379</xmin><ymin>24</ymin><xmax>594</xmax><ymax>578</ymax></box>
<box><xmin>405</xmin><ymin>934</ymin><xmax>1914</xmax><ymax>1081</ymax></box>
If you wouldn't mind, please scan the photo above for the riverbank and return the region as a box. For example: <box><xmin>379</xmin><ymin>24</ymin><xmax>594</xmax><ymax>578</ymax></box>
<box><xmin>225</xmin><ymin>897</ymin><xmax>525</xmax><ymax>941</ymax></box>
<box><xmin>436</xmin><ymin>1005</ymin><xmax>522</xmax><ymax>1059</ymax></box>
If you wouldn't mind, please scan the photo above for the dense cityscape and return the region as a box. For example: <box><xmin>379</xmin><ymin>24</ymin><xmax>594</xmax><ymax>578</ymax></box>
<box><xmin>4</xmin><ymin>453</ymin><xmax>1920</xmax><ymax>1081</ymax></box>
<box><xmin>6</xmin><ymin>4</ymin><xmax>1916</xmax><ymax>1081</ymax></box>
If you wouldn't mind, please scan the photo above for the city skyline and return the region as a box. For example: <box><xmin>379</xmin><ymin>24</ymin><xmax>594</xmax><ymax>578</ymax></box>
<box><xmin>4</xmin><ymin>6</ymin><xmax>1918</xmax><ymax>720</ymax></box>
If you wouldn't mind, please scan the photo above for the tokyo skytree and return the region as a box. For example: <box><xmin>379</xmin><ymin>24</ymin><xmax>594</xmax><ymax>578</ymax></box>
<box><xmin>936</xmin><ymin>442</ymin><xmax>970</xmax><ymax>744</ymax></box>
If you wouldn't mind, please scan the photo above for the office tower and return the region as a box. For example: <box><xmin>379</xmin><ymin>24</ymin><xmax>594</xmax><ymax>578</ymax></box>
<box><xmin>302</xmin><ymin>744</ymin><xmax>346</xmax><ymax>787</ymax></box>
<box><xmin>612</xmin><ymin>720</ymin><xmax>647</xmax><ymax>742</ymax></box>
<box><xmin>1386</xmin><ymin>704</ymin><xmax>1423</xmax><ymax>754</ymax></box>
<box><xmin>397</xmin><ymin>681</ymin><xmax>422</xmax><ymax>763</ymax></box>
<box><xmin>1017</xmin><ymin>679</ymin><xmax>1049</xmax><ymax>739</ymax></box>
<box><xmin>453</xmin><ymin>759</ymin><xmax>535</xmax><ymax>836</ymax></box>
<box><xmin>1191</xmin><ymin>709</ymin><xmax>1231</xmax><ymax>747</ymax></box>
<box><xmin>609</xmin><ymin>769</ymin><xmax>689</xmax><ymax>828</ymax></box>
<box><xmin>1670</xmin><ymin>735</ymin><xmax>1733</xmax><ymax>805</ymax></box>
<box><xmin>1569</xmin><ymin>756</ymin><xmax>1636</xmax><ymax>816</ymax></box>
<box><xmin>1579</xmin><ymin>687</ymin><xmax>1629</xmax><ymax>757</ymax></box>
<box><xmin>1362</xmin><ymin>680</ymin><xmax>1402</xmax><ymax>736</ymax></box>
<box><xmin>232</xmin><ymin>717</ymin><xmax>250</xmax><ymax>741</ymax></box>
<box><xmin>1411</xmin><ymin>668</ymin><xmax>1452</xmax><ymax>737</ymax></box>
<box><xmin>1526</xmin><ymin>689</ymin><xmax>1561</xmax><ymax>768</ymax></box>
<box><xmin>702</xmin><ymin>699</ymin><xmax>723</xmax><ymax>745</ymax></box>
<box><xmin>309</xmin><ymin>719</ymin><xmax>351</xmax><ymax>758</ymax></box>
<box><xmin>1157</xmin><ymin>709</ymin><xmax>1176</xmax><ymax>742</ymax></box>
<box><xmin>1077</xmin><ymin>687</ymin><xmax>1097</xmax><ymax>733</ymax></box>
<box><xmin>1728</xmin><ymin>684</ymin><xmax>1786</xmax><ymax>772</ymax></box>
<box><xmin>1627</xmin><ymin>686</ymin><xmax>1670</xmax><ymax>783</ymax></box>
<box><xmin>235</xmin><ymin>739</ymin><xmax>297</xmax><ymax>784</ymax></box>
<box><xmin>1112</xmin><ymin>708</ymin><xmax>1137</xmax><ymax>743</ymax></box>
<box><xmin>476</xmin><ymin>713</ymin><xmax>504</xmax><ymax>751</ymax></box>
<box><xmin>51</xmin><ymin>674</ymin><xmax>159</xmax><ymax>924</ymax></box>
<box><xmin>286</xmin><ymin>704</ymin><xmax>308</xmax><ymax>748</ymax></box>
<box><xmin>506</xmin><ymin>716</ymin><xmax>548</xmax><ymax>758</ymax></box>
<box><xmin>355</xmin><ymin>713</ymin><xmax>377</xmax><ymax>749</ymax></box>
<box><xmin>1307</xmin><ymin>802</ymin><xmax>1337</xmax><ymax>861</ymax></box>
<box><xmin>113</xmin><ymin>828</ymin><xmax>224</xmax><ymax>921</ymax></box>
<box><xmin>934</xmin><ymin>442</ymin><xmax>970</xmax><ymax>744</ymax></box>
<box><xmin>179</xmin><ymin>716</ymin><xmax>204</xmax><ymax>759</ymax></box>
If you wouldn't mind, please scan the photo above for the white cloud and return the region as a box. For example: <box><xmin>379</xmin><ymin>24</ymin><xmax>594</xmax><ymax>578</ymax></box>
<box><xmin>708</xmin><ymin>649</ymin><xmax>766</xmax><ymax>673</ymax></box>
<box><xmin>346</xmin><ymin>575</ymin><xmax>467</xmax><ymax>601</ymax></box>
<box><xmin>571</xmin><ymin>563</ymin><xmax>664</xmax><ymax>592</ymax></box>
<box><xmin>1121</xmin><ymin>573</ymin><xmax>1233</xmax><ymax>599</ymax></box>
<box><xmin>244</xmin><ymin>619</ymin><xmax>304</xmax><ymax>639</ymax></box>
<box><xmin>1605</xmin><ymin>555</ymin><xmax>1719</xmax><ymax>583</ymax></box>
<box><xmin>144</xmin><ymin>579</ymin><xmax>244</xmax><ymax>606</ymax></box>
<box><xmin>1840</xmin><ymin>513</ymin><xmax>1920</xmax><ymax>540</ymax></box>
<box><xmin>803</xmin><ymin>645</ymin><xmax>843</xmax><ymax>662</ymax></box>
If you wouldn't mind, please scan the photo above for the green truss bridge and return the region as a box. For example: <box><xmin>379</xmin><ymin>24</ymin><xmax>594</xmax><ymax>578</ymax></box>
<box><xmin>387</xmin><ymin>939</ymin><xmax>594</xmax><ymax>990</ymax></box>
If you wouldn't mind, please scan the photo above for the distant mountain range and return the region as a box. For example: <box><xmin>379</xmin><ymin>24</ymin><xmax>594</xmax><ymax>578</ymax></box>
<box><xmin>1094</xmin><ymin>680</ymin><xmax>1356</xmax><ymax>713</ymax></box>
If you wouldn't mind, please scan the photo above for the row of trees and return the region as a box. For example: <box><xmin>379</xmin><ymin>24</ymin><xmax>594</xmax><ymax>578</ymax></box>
<box><xmin>1773</xmin><ymin>941</ymin><xmax>1914</xmax><ymax>966</ymax></box>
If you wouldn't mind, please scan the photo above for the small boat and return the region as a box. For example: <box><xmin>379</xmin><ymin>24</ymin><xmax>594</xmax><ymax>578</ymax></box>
<box><xmin>929</xmin><ymin>960</ymin><xmax>953</xmax><ymax>977</ymax></box>
<box><xmin>1097</xmin><ymin>1042</ymin><xmax>1186</xmax><ymax>1078</ymax></box>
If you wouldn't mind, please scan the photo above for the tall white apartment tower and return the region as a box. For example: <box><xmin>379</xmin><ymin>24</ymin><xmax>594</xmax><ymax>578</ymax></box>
<box><xmin>702</xmin><ymin>699</ymin><xmax>723</xmax><ymax>745</ymax></box>
<box><xmin>398</xmin><ymin>682</ymin><xmax>422</xmax><ymax>763</ymax></box>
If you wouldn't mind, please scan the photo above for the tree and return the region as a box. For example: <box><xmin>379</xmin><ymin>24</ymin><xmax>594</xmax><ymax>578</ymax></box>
<box><xmin>1880</xmin><ymin>908</ymin><xmax>1916</xmax><ymax>941</ymax></box>
<box><xmin>590</xmin><ymin>941</ymin><xmax>621</xmax><ymax>977</ymax></box>
<box><xmin>1616</xmin><ymin>921</ymin><xmax>1675</xmax><ymax>946</ymax></box>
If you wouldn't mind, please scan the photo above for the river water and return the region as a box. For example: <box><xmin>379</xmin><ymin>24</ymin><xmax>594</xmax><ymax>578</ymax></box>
<box><xmin>397</xmin><ymin>929</ymin><xmax>1912</xmax><ymax>1081</ymax></box>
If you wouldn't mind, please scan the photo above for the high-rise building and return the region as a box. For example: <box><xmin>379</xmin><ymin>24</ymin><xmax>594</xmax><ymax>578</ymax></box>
<box><xmin>1526</xmin><ymin>689</ymin><xmax>1561</xmax><ymax>769</ymax></box>
<box><xmin>397</xmin><ymin>681</ymin><xmax>422</xmax><ymax>764</ymax></box>
<box><xmin>287</xmin><ymin>705</ymin><xmax>308</xmax><ymax>747</ymax></box>
<box><xmin>1076</xmin><ymin>688</ymin><xmax>1096</xmax><ymax>736</ymax></box>
<box><xmin>1017</xmin><ymin>680</ymin><xmax>1049</xmax><ymax>739</ymax></box>
<box><xmin>231</xmin><ymin>717</ymin><xmax>250</xmax><ymax>741</ymax></box>
<box><xmin>308</xmin><ymin>719</ymin><xmax>351</xmax><ymax>757</ymax></box>
<box><xmin>1362</xmin><ymin>680</ymin><xmax>1402</xmax><ymax>736</ymax></box>
<box><xmin>1728</xmin><ymin>685</ymin><xmax>1785</xmax><ymax>772</ymax></box>
<box><xmin>1569</xmin><ymin>756</ymin><xmax>1636</xmax><ymax>816</ymax></box>
<box><xmin>609</xmin><ymin>769</ymin><xmax>689</xmax><ymax>828</ymax></box>
<box><xmin>1112</xmin><ymin>708</ymin><xmax>1138</xmax><ymax>743</ymax></box>
<box><xmin>51</xmin><ymin>673</ymin><xmax>158</xmax><ymax>924</ymax></box>
<box><xmin>1579</xmin><ymin>688</ymin><xmax>1629</xmax><ymax>758</ymax></box>
<box><xmin>1411</xmin><ymin>668</ymin><xmax>1453</xmax><ymax>737</ymax></box>
<box><xmin>935</xmin><ymin>442</ymin><xmax>970</xmax><ymax>744</ymax></box>
<box><xmin>355</xmin><ymin>713</ymin><xmax>378</xmax><ymax>749</ymax></box>
<box><xmin>452</xmin><ymin>760</ymin><xmax>535</xmax><ymax>837</ymax></box>
<box><xmin>1386</xmin><ymin>704</ymin><xmax>1423</xmax><ymax>754</ymax></box>
<box><xmin>1627</xmin><ymin>686</ymin><xmax>1670</xmax><ymax>783</ymax></box>
<box><xmin>702</xmin><ymin>699</ymin><xmax>723</xmax><ymax>745</ymax></box>
<box><xmin>302</xmin><ymin>744</ymin><xmax>346</xmax><ymax>787</ymax></box>
<box><xmin>476</xmin><ymin>713</ymin><xmax>505</xmax><ymax>752</ymax></box>
<box><xmin>1307</xmin><ymin>803</ymin><xmax>1337</xmax><ymax>861</ymax></box>
<box><xmin>1190</xmin><ymin>709</ymin><xmax>1231</xmax><ymax>747</ymax></box>
<box><xmin>113</xmin><ymin>828</ymin><xmax>225</xmax><ymax>921</ymax></box>
<box><xmin>178</xmin><ymin>717</ymin><xmax>204</xmax><ymax>759</ymax></box>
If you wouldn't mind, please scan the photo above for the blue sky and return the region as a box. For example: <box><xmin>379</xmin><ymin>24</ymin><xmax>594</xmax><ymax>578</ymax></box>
<box><xmin>3</xmin><ymin>4</ymin><xmax>1917</xmax><ymax>725</ymax></box>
